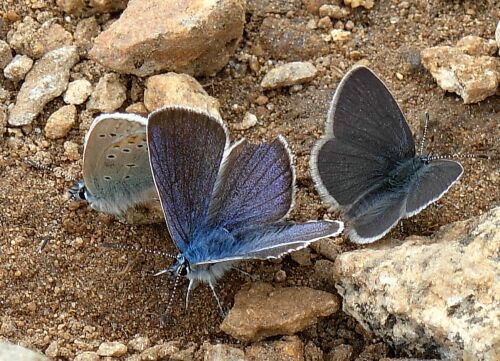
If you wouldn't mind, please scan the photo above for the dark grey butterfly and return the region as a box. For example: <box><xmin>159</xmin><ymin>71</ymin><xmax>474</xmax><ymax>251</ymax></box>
<box><xmin>310</xmin><ymin>66</ymin><xmax>463</xmax><ymax>244</ymax></box>
<box><xmin>147</xmin><ymin>106</ymin><xmax>343</xmax><ymax>309</ymax></box>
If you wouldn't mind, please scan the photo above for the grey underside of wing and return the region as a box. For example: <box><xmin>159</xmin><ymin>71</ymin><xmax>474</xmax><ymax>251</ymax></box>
<box><xmin>147</xmin><ymin>107</ymin><xmax>227</xmax><ymax>250</ymax></box>
<box><xmin>207</xmin><ymin>137</ymin><xmax>293</xmax><ymax>232</ymax></box>
<box><xmin>405</xmin><ymin>160</ymin><xmax>463</xmax><ymax>216</ymax></box>
<box><xmin>329</xmin><ymin>66</ymin><xmax>415</xmax><ymax>161</ymax></box>
<box><xmin>83</xmin><ymin>115</ymin><xmax>155</xmax><ymax>215</ymax></box>
<box><xmin>315</xmin><ymin>137</ymin><xmax>391</xmax><ymax>207</ymax></box>
<box><xmin>192</xmin><ymin>221</ymin><xmax>343</xmax><ymax>265</ymax></box>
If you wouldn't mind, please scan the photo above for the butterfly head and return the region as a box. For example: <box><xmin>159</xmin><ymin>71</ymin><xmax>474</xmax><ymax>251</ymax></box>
<box><xmin>171</xmin><ymin>254</ymin><xmax>191</xmax><ymax>277</ymax></box>
<box><xmin>68</xmin><ymin>180</ymin><xmax>87</xmax><ymax>201</ymax></box>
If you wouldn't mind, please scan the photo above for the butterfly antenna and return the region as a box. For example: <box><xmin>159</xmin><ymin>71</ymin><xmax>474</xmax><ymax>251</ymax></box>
<box><xmin>418</xmin><ymin>112</ymin><xmax>430</xmax><ymax>155</ymax></box>
<box><xmin>427</xmin><ymin>153</ymin><xmax>490</xmax><ymax>161</ymax></box>
<box><xmin>164</xmin><ymin>273</ymin><xmax>181</xmax><ymax>317</ymax></box>
<box><xmin>24</xmin><ymin>157</ymin><xmax>78</xmax><ymax>182</ymax></box>
<box><xmin>24</xmin><ymin>157</ymin><xmax>52</xmax><ymax>172</ymax></box>
<box><xmin>102</xmin><ymin>242</ymin><xmax>176</xmax><ymax>259</ymax></box>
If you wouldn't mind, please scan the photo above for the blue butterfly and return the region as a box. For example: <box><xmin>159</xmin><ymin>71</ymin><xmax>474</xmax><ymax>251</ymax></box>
<box><xmin>147</xmin><ymin>106</ymin><xmax>343</xmax><ymax>311</ymax></box>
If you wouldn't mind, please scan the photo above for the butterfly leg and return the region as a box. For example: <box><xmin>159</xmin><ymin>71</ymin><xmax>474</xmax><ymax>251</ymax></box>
<box><xmin>185</xmin><ymin>279</ymin><xmax>198</xmax><ymax>310</ymax></box>
<box><xmin>208</xmin><ymin>281</ymin><xmax>225</xmax><ymax>318</ymax></box>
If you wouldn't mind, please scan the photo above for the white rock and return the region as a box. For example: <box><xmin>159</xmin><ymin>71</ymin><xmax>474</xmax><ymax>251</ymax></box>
<box><xmin>0</xmin><ymin>341</ymin><xmax>48</xmax><ymax>361</ymax></box>
<box><xmin>330</xmin><ymin>29</ymin><xmax>351</xmax><ymax>42</ymax></box>
<box><xmin>87</xmin><ymin>73</ymin><xmax>126</xmax><ymax>112</ymax></box>
<box><xmin>203</xmin><ymin>344</ymin><xmax>245</xmax><ymax>361</ymax></box>
<box><xmin>344</xmin><ymin>0</ymin><xmax>374</xmax><ymax>9</ymax></box>
<box><xmin>334</xmin><ymin>207</ymin><xmax>500</xmax><ymax>361</ymax></box>
<box><xmin>63</xmin><ymin>79</ymin><xmax>92</xmax><ymax>105</ymax></box>
<box><xmin>44</xmin><ymin>105</ymin><xmax>77</xmax><ymax>139</ymax></box>
<box><xmin>421</xmin><ymin>46</ymin><xmax>500</xmax><ymax>104</ymax></box>
<box><xmin>261</xmin><ymin>62</ymin><xmax>318</xmax><ymax>89</ymax></box>
<box><xmin>73</xmin><ymin>351</ymin><xmax>99</xmax><ymax>361</ymax></box>
<box><xmin>232</xmin><ymin>112</ymin><xmax>257</xmax><ymax>130</ymax></box>
<box><xmin>8</xmin><ymin>46</ymin><xmax>79</xmax><ymax>126</ymax></box>
<box><xmin>3</xmin><ymin>54</ymin><xmax>34</xmax><ymax>81</ymax></box>
<box><xmin>96</xmin><ymin>341</ymin><xmax>127</xmax><ymax>357</ymax></box>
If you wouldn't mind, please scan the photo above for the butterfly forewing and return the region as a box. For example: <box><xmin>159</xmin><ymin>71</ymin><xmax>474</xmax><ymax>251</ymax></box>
<box><xmin>147</xmin><ymin>107</ymin><xmax>227</xmax><ymax>251</ymax></box>
<box><xmin>83</xmin><ymin>113</ymin><xmax>156</xmax><ymax>215</ymax></box>
<box><xmin>328</xmin><ymin>66</ymin><xmax>415</xmax><ymax>161</ymax></box>
<box><xmin>405</xmin><ymin>160</ymin><xmax>463</xmax><ymax>216</ymax></box>
<box><xmin>313</xmin><ymin>137</ymin><xmax>392</xmax><ymax>207</ymax></box>
<box><xmin>191</xmin><ymin>220</ymin><xmax>343</xmax><ymax>265</ymax></box>
<box><xmin>207</xmin><ymin>136</ymin><xmax>294</xmax><ymax>232</ymax></box>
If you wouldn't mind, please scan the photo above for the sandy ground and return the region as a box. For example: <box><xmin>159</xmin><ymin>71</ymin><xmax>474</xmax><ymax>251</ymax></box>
<box><xmin>0</xmin><ymin>0</ymin><xmax>499</xmax><ymax>359</ymax></box>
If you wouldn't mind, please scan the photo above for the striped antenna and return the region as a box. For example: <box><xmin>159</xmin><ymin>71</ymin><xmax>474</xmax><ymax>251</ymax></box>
<box><xmin>418</xmin><ymin>112</ymin><xmax>429</xmax><ymax>155</ymax></box>
<box><xmin>24</xmin><ymin>157</ymin><xmax>53</xmax><ymax>172</ymax></box>
<box><xmin>428</xmin><ymin>153</ymin><xmax>490</xmax><ymax>161</ymax></box>
<box><xmin>24</xmin><ymin>157</ymin><xmax>78</xmax><ymax>182</ymax></box>
<box><xmin>163</xmin><ymin>273</ymin><xmax>182</xmax><ymax>318</ymax></box>
<box><xmin>102</xmin><ymin>242</ymin><xmax>176</xmax><ymax>259</ymax></box>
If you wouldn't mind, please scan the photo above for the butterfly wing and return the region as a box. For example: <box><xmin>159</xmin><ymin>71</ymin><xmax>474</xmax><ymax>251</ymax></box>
<box><xmin>405</xmin><ymin>160</ymin><xmax>463</xmax><ymax>217</ymax></box>
<box><xmin>82</xmin><ymin>113</ymin><xmax>157</xmax><ymax>216</ymax></box>
<box><xmin>147</xmin><ymin>107</ymin><xmax>228</xmax><ymax>251</ymax></box>
<box><xmin>311</xmin><ymin>66</ymin><xmax>415</xmax><ymax>209</ymax></box>
<box><xmin>190</xmin><ymin>220</ymin><xmax>344</xmax><ymax>265</ymax></box>
<box><xmin>207</xmin><ymin>136</ymin><xmax>294</xmax><ymax>232</ymax></box>
<box><xmin>312</xmin><ymin>138</ymin><xmax>391</xmax><ymax>208</ymax></box>
<box><xmin>346</xmin><ymin>187</ymin><xmax>407</xmax><ymax>244</ymax></box>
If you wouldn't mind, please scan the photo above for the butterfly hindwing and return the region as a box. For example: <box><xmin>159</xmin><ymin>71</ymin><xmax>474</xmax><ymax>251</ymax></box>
<box><xmin>147</xmin><ymin>107</ymin><xmax>228</xmax><ymax>251</ymax></box>
<box><xmin>406</xmin><ymin>160</ymin><xmax>463</xmax><ymax>217</ymax></box>
<box><xmin>207</xmin><ymin>136</ymin><xmax>294</xmax><ymax>232</ymax></box>
<box><xmin>83</xmin><ymin>113</ymin><xmax>156</xmax><ymax>215</ymax></box>
<box><xmin>190</xmin><ymin>220</ymin><xmax>344</xmax><ymax>265</ymax></box>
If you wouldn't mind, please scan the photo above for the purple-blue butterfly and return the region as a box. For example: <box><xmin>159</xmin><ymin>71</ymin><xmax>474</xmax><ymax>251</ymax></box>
<box><xmin>147</xmin><ymin>107</ymin><xmax>343</xmax><ymax>310</ymax></box>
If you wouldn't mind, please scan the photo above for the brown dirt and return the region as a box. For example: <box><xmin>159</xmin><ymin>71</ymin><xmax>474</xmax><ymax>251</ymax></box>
<box><xmin>0</xmin><ymin>0</ymin><xmax>499</xmax><ymax>360</ymax></box>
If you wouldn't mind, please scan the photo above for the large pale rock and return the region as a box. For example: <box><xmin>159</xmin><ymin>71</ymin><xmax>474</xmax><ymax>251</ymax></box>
<box><xmin>261</xmin><ymin>62</ymin><xmax>317</xmax><ymax>89</ymax></box>
<box><xmin>89</xmin><ymin>0</ymin><xmax>246</xmax><ymax>77</ymax></box>
<box><xmin>7</xmin><ymin>17</ymin><xmax>73</xmax><ymax>59</ymax></box>
<box><xmin>144</xmin><ymin>72</ymin><xmax>220</xmax><ymax>117</ymax></box>
<box><xmin>421</xmin><ymin>46</ymin><xmax>499</xmax><ymax>104</ymax></box>
<box><xmin>0</xmin><ymin>342</ymin><xmax>48</xmax><ymax>361</ymax></box>
<box><xmin>221</xmin><ymin>282</ymin><xmax>340</xmax><ymax>342</ymax></box>
<box><xmin>8</xmin><ymin>46</ymin><xmax>79</xmax><ymax>126</ymax></box>
<box><xmin>334</xmin><ymin>207</ymin><xmax>500</xmax><ymax>361</ymax></box>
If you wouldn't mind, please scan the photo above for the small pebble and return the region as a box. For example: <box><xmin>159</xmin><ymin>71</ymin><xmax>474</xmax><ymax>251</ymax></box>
<box><xmin>233</xmin><ymin>112</ymin><xmax>258</xmax><ymax>131</ymax></box>
<box><xmin>274</xmin><ymin>270</ymin><xmax>287</xmax><ymax>282</ymax></box>
<box><xmin>330</xmin><ymin>29</ymin><xmax>351</xmax><ymax>42</ymax></box>
<box><xmin>97</xmin><ymin>341</ymin><xmax>128</xmax><ymax>357</ymax></box>
<box><xmin>396</xmin><ymin>72</ymin><xmax>404</xmax><ymax>80</ymax></box>
<box><xmin>44</xmin><ymin>105</ymin><xmax>77</xmax><ymax>139</ymax></box>
<box><xmin>255</xmin><ymin>95</ymin><xmax>268</xmax><ymax>106</ymax></box>
<box><xmin>3</xmin><ymin>55</ymin><xmax>33</xmax><ymax>81</ymax></box>
<box><xmin>64</xmin><ymin>79</ymin><xmax>92</xmax><ymax>105</ymax></box>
